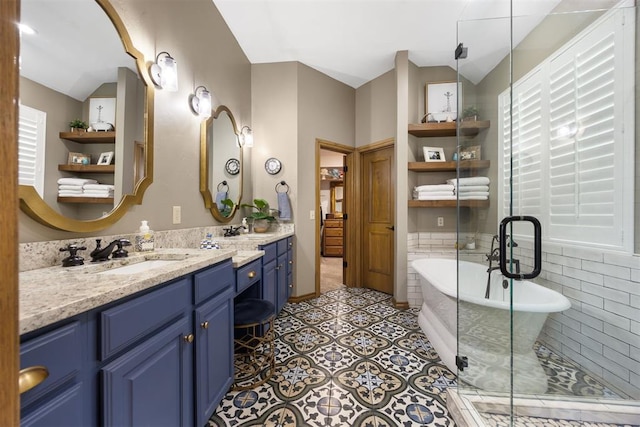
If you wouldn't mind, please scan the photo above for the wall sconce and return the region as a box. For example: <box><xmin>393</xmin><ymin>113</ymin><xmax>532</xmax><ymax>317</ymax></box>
<box><xmin>149</xmin><ymin>51</ymin><xmax>178</xmax><ymax>91</ymax></box>
<box><xmin>238</xmin><ymin>126</ymin><xmax>253</xmax><ymax>148</ymax></box>
<box><xmin>190</xmin><ymin>86</ymin><xmax>212</xmax><ymax>119</ymax></box>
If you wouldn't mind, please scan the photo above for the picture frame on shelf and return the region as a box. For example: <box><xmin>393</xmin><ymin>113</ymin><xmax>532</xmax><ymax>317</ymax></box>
<box><xmin>423</xmin><ymin>146</ymin><xmax>446</xmax><ymax>162</ymax></box>
<box><xmin>425</xmin><ymin>81</ymin><xmax>462</xmax><ymax>122</ymax></box>
<box><xmin>68</xmin><ymin>152</ymin><xmax>91</xmax><ymax>165</ymax></box>
<box><xmin>97</xmin><ymin>151</ymin><xmax>114</xmax><ymax>165</ymax></box>
<box><xmin>460</xmin><ymin>145</ymin><xmax>481</xmax><ymax>161</ymax></box>
<box><xmin>89</xmin><ymin>97</ymin><xmax>116</xmax><ymax>131</ymax></box>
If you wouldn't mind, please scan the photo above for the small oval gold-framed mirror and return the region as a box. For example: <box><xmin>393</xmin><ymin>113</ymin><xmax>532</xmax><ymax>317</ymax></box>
<box><xmin>18</xmin><ymin>0</ymin><xmax>154</xmax><ymax>232</ymax></box>
<box><xmin>200</xmin><ymin>105</ymin><xmax>243</xmax><ymax>222</ymax></box>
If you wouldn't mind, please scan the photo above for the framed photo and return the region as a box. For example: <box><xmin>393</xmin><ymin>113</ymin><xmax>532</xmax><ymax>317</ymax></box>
<box><xmin>423</xmin><ymin>146</ymin><xmax>446</xmax><ymax>162</ymax></box>
<box><xmin>67</xmin><ymin>152</ymin><xmax>91</xmax><ymax>165</ymax></box>
<box><xmin>460</xmin><ymin>145</ymin><xmax>481</xmax><ymax>161</ymax></box>
<box><xmin>425</xmin><ymin>81</ymin><xmax>462</xmax><ymax>122</ymax></box>
<box><xmin>97</xmin><ymin>151</ymin><xmax>114</xmax><ymax>165</ymax></box>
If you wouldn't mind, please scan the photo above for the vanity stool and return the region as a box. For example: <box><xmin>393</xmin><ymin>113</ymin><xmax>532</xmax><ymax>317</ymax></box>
<box><xmin>232</xmin><ymin>298</ymin><xmax>276</xmax><ymax>390</ymax></box>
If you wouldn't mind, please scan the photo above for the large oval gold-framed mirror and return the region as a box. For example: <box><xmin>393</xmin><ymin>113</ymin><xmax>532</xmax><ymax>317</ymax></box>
<box><xmin>200</xmin><ymin>105</ymin><xmax>243</xmax><ymax>223</ymax></box>
<box><xmin>18</xmin><ymin>0</ymin><xmax>154</xmax><ymax>232</ymax></box>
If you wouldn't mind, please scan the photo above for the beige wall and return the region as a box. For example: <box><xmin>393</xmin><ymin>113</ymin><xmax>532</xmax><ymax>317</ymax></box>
<box><xmin>20</xmin><ymin>0</ymin><xmax>251</xmax><ymax>243</ymax></box>
<box><xmin>355</xmin><ymin>70</ymin><xmax>396</xmax><ymax>147</ymax></box>
<box><xmin>251</xmin><ymin>62</ymin><xmax>355</xmax><ymax>297</ymax></box>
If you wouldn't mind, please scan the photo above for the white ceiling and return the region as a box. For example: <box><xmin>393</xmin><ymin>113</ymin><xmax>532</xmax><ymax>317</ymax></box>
<box><xmin>211</xmin><ymin>0</ymin><xmax>564</xmax><ymax>88</ymax></box>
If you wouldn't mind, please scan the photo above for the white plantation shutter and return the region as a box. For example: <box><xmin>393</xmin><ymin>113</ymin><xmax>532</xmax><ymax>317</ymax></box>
<box><xmin>499</xmin><ymin>9</ymin><xmax>634</xmax><ymax>252</ymax></box>
<box><xmin>18</xmin><ymin>104</ymin><xmax>46</xmax><ymax>197</ymax></box>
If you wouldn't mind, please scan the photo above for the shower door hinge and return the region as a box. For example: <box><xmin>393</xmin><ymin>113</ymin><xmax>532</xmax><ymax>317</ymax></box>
<box><xmin>456</xmin><ymin>355</ymin><xmax>469</xmax><ymax>371</ymax></box>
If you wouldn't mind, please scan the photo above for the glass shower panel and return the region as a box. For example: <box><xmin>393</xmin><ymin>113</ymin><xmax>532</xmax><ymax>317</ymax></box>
<box><xmin>456</xmin><ymin>2</ymin><xmax>638</xmax><ymax>425</ymax></box>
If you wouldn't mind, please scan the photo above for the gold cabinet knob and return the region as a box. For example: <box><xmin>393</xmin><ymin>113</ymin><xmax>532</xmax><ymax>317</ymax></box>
<box><xmin>19</xmin><ymin>366</ymin><xmax>49</xmax><ymax>394</ymax></box>
<box><xmin>248</xmin><ymin>271</ymin><xmax>256</xmax><ymax>278</ymax></box>
<box><xmin>289</xmin><ymin>242</ymin><xmax>292</xmax><ymax>247</ymax></box>
<box><xmin>183</xmin><ymin>334</ymin><xmax>194</xmax><ymax>343</ymax></box>
<box><xmin>289</xmin><ymin>260</ymin><xmax>293</xmax><ymax>265</ymax></box>
<box><xmin>201</xmin><ymin>321</ymin><xmax>209</xmax><ymax>329</ymax></box>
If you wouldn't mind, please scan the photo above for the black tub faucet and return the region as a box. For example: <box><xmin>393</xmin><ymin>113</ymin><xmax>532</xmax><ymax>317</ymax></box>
<box><xmin>90</xmin><ymin>238</ymin><xmax>131</xmax><ymax>262</ymax></box>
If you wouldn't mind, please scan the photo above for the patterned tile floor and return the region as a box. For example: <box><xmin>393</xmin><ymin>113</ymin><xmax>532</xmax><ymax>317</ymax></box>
<box><xmin>209</xmin><ymin>287</ymin><xmax>455</xmax><ymax>426</ymax></box>
<box><xmin>209</xmin><ymin>286</ymin><xmax>631</xmax><ymax>426</ymax></box>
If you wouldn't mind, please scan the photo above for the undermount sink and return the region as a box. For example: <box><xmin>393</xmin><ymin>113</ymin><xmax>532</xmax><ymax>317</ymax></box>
<box><xmin>97</xmin><ymin>259</ymin><xmax>179</xmax><ymax>275</ymax></box>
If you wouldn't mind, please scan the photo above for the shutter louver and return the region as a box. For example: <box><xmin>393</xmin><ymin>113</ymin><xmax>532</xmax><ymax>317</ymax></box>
<box><xmin>18</xmin><ymin>105</ymin><xmax>46</xmax><ymax>197</ymax></box>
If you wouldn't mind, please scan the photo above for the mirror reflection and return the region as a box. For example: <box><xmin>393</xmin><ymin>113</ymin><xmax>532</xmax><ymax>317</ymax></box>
<box><xmin>200</xmin><ymin>105</ymin><xmax>243</xmax><ymax>222</ymax></box>
<box><xmin>18</xmin><ymin>0</ymin><xmax>153</xmax><ymax>231</ymax></box>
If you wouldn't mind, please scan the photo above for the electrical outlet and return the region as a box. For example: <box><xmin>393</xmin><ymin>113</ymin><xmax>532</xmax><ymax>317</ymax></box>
<box><xmin>172</xmin><ymin>206</ymin><xmax>181</xmax><ymax>224</ymax></box>
<box><xmin>437</xmin><ymin>216</ymin><xmax>444</xmax><ymax>227</ymax></box>
<box><xmin>309</xmin><ymin>210</ymin><xmax>315</xmax><ymax>220</ymax></box>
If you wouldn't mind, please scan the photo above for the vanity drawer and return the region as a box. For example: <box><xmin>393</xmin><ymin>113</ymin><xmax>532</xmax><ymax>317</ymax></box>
<box><xmin>236</xmin><ymin>259</ymin><xmax>262</xmax><ymax>295</ymax></box>
<box><xmin>100</xmin><ymin>278</ymin><xmax>191</xmax><ymax>360</ymax></box>
<box><xmin>20</xmin><ymin>321</ymin><xmax>82</xmax><ymax>408</ymax></box>
<box><xmin>194</xmin><ymin>259</ymin><xmax>234</xmax><ymax>304</ymax></box>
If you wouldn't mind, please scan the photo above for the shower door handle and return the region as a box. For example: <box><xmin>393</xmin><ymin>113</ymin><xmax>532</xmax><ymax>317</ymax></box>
<box><xmin>499</xmin><ymin>216</ymin><xmax>541</xmax><ymax>280</ymax></box>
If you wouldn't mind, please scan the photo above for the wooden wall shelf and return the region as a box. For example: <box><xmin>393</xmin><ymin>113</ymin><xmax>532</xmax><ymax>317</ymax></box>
<box><xmin>408</xmin><ymin>160</ymin><xmax>490</xmax><ymax>172</ymax></box>
<box><xmin>57</xmin><ymin>197</ymin><xmax>114</xmax><ymax>204</ymax></box>
<box><xmin>58</xmin><ymin>164</ymin><xmax>115</xmax><ymax>173</ymax></box>
<box><xmin>408</xmin><ymin>120</ymin><xmax>490</xmax><ymax>137</ymax></box>
<box><xmin>59</xmin><ymin>131</ymin><xmax>115</xmax><ymax>143</ymax></box>
<box><xmin>408</xmin><ymin>199</ymin><xmax>490</xmax><ymax>208</ymax></box>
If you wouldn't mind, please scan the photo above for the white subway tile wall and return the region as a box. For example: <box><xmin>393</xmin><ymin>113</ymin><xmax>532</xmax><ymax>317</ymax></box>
<box><xmin>407</xmin><ymin>232</ymin><xmax>640</xmax><ymax>399</ymax></box>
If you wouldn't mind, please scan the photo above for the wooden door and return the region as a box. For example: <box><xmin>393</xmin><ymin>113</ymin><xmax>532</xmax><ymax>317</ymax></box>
<box><xmin>361</xmin><ymin>146</ymin><xmax>394</xmax><ymax>294</ymax></box>
<box><xmin>1</xmin><ymin>1</ymin><xmax>20</xmax><ymax>425</ymax></box>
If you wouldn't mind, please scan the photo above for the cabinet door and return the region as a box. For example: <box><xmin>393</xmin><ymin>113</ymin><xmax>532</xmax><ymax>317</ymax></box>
<box><xmin>276</xmin><ymin>253</ymin><xmax>288</xmax><ymax>313</ymax></box>
<box><xmin>262</xmin><ymin>258</ymin><xmax>277</xmax><ymax>309</ymax></box>
<box><xmin>287</xmin><ymin>239</ymin><xmax>294</xmax><ymax>300</ymax></box>
<box><xmin>194</xmin><ymin>289</ymin><xmax>233</xmax><ymax>427</ymax></box>
<box><xmin>102</xmin><ymin>316</ymin><xmax>193</xmax><ymax>427</ymax></box>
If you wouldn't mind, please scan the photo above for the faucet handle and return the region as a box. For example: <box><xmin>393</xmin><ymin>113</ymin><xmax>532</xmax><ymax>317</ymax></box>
<box><xmin>59</xmin><ymin>243</ymin><xmax>86</xmax><ymax>267</ymax></box>
<box><xmin>112</xmin><ymin>239</ymin><xmax>131</xmax><ymax>258</ymax></box>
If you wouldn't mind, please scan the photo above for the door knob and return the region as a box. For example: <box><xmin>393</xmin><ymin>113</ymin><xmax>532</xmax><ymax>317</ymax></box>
<box><xmin>386</xmin><ymin>225</ymin><xmax>395</xmax><ymax>230</ymax></box>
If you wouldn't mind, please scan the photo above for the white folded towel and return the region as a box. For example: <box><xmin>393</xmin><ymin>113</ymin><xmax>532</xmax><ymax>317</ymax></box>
<box><xmin>58</xmin><ymin>191</ymin><xmax>84</xmax><ymax>197</ymax></box>
<box><xmin>414</xmin><ymin>184</ymin><xmax>455</xmax><ymax>192</ymax></box>
<box><xmin>446</xmin><ymin>177</ymin><xmax>490</xmax><ymax>186</ymax></box>
<box><xmin>84</xmin><ymin>190</ymin><xmax>113</xmax><ymax>195</ymax></box>
<box><xmin>57</xmin><ymin>178</ymin><xmax>98</xmax><ymax>186</ymax></box>
<box><xmin>455</xmin><ymin>185</ymin><xmax>489</xmax><ymax>193</ymax></box>
<box><xmin>414</xmin><ymin>195</ymin><xmax>457</xmax><ymax>201</ymax></box>
<box><xmin>83</xmin><ymin>184</ymin><xmax>115</xmax><ymax>191</ymax></box>
<box><xmin>58</xmin><ymin>184</ymin><xmax>84</xmax><ymax>191</ymax></box>
<box><xmin>413</xmin><ymin>191</ymin><xmax>455</xmax><ymax>198</ymax></box>
<box><xmin>82</xmin><ymin>192</ymin><xmax>113</xmax><ymax>198</ymax></box>
<box><xmin>457</xmin><ymin>191</ymin><xmax>489</xmax><ymax>197</ymax></box>
<box><xmin>459</xmin><ymin>195</ymin><xmax>489</xmax><ymax>200</ymax></box>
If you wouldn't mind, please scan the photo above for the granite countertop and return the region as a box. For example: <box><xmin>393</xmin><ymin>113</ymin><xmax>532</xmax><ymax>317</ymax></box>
<box><xmin>217</xmin><ymin>230</ymin><xmax>294</xmax><ymax>250</ymax></box>
<box><xmin>19</xmin><ymin>248</ymin><xmax>237</xmax><ymax>335</ymax></box>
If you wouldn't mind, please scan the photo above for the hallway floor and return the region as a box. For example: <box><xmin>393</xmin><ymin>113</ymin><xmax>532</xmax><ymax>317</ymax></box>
<box><xmin>209</xmin><ymin>287</ymin><xmax>455</xmax><ymax>426</ymax></box>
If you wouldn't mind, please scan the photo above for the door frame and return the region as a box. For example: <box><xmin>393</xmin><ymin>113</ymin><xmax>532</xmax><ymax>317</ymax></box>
<box><xmin>1</xmin><ymin>0</ymin><xmax>21</xmax><ymax>424</ymax></box>
<box><xmin>315</xmin><ymin>140</ymin><xmax>356</xmax><ymax>296</ymax></box>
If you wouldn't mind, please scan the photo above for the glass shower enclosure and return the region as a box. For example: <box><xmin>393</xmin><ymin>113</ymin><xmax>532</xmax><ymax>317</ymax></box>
<box><xmin>454</xmin><ymin>1</ymin><xmax>638</xmax><ymax>425</ymax></box>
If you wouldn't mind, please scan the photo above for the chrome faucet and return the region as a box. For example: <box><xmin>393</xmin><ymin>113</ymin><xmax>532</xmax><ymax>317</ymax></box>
<box><xmin>485</xmin><ymin>234</ymin><xmax>520</xmax><ymax>298</ymax></box>
<box><xmin>90</xmin><ymin>238</ymin><xmax>131</xmax><ymax>262</ymax></box>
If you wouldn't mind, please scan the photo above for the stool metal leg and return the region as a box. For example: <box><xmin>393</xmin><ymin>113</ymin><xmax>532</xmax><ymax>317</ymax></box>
<box><xmin>232</xmin><ymin>316</ymin><xmax>275</xmax><ymax>391</ymax></box>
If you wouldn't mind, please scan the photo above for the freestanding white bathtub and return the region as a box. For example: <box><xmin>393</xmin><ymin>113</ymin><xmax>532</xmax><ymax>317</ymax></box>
<box><xmin>411</xmin><ymin>258</ymin><xmax>571</xmax><ymax>393</ymax></box>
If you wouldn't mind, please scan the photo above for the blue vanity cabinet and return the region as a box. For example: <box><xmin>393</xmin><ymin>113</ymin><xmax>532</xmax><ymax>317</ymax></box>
<box><xmin>260</xmin><ymin>238</ymin><xmax>291</xmax><ymax>314</ymax></box>
<box><xmin>286</xmin><ymin>237</ymin><xmax>294</xmax><ymax>301</ymax></box>
<box><xmin>20</xmin><ymin>321</ymin><xmax>90</xmax><ymax>427</ymax></box>
<box><xmin>101</xmin><ymin>277</ymin><xmax>193</xmax><ymax>427</ymax></box>
<box><xmin>102</xmin><ymin>316</ymin><xmax>193</xmax><ymax>427</ymax></box>
<box><xmin>193</xmin><ymin>260</ymin><xmax>235</xmax><ymax>426</ymax></box>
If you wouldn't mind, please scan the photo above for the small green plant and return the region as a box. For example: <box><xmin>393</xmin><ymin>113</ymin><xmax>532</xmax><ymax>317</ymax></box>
<box><xmin>219</xmin><ymin>198</ymin><xmax>235</xmax><ymax>216</ymax></box>
<box><xmin>240</xmin><ymin>198</ymin><xmax>277</xmax><ymax>222</ymax></box>
<box><xmin>69</xmin><ymin>119</ymin><xmax>88</xmax><ymax>129</ymax></box>
<box><xmin>462</xmin><ymin>106</ymin><xmax>479</xmax><ymax>119</ymax></box>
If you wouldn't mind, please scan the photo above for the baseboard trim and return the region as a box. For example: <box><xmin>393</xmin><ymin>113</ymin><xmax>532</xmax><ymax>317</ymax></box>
<box><xmin>288</xmin><ymin>292</ymin><xmax>317</xmax><ymax>303</ymax></box>
<box><xmin>392</xmin><ymin>299</ymin><xmax>409</xmax><ymax>309</ymax></box>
